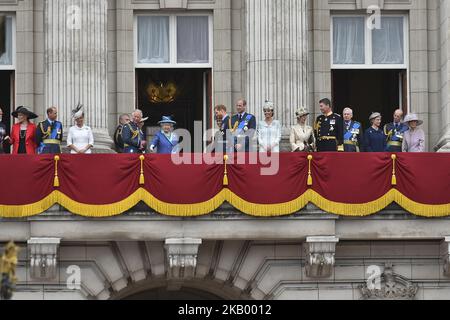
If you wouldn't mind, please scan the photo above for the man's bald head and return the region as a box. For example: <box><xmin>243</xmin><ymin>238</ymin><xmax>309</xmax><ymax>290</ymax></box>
<box><xmin>393</xmin><ymin>109</ymin><xmax>404</xmax><ymax>124</ymax></box>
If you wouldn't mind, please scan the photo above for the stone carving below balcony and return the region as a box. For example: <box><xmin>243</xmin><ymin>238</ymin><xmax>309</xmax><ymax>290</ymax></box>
<box><xmin>441</xmin><ymin>237</ymin><xmax>450</xmax><ymax>277</ymax></box>
<box><xmin>165</xmin><ymin>238</ymin><xmax>202</xmax><ymax>279</ymax></box>
<box><xmin>360</xmin><ymin>263</ymin><xmax>418</xmax><ymax>300</ymax></box>
<box><xmin>28</xmin><ymin>238</ymin><xmax>61</xmax><ymax>280</ymax></box>
<box><xmin>304</xmin><ymin>236</ymin><xmax>339</xmax><ymax>278</ymax></box>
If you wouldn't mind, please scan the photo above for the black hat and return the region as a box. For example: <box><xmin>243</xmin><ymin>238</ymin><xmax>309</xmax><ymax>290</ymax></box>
<box><xmin>12</xmin><ymin>106</ymin><xmax>38</xmax><ymax>119</ymax></box>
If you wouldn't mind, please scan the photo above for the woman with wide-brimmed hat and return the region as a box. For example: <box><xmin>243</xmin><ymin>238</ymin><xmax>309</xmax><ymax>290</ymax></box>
<box><xmin>150</xmin><ymin>116</ymin><xmax>179</xmax><ymax>154</ymax></box>
<box><xmin>8</xmin><ymin>106</ymin><xmax>38</xmax><ymax>154</ymax></box>
<box><xmin>363</xmin><ymin>112</ymin><xmax>386</xmax><ymax>152</ymax></box>
<box><xmin>290</xmin><ymin>107</ymin><xmax>315</xmax><ymax>152</ymax></box>
<box><xmin>402</xmin><ymin>113</ymin><xmax>425</xmax><ymax>152</ymax></box>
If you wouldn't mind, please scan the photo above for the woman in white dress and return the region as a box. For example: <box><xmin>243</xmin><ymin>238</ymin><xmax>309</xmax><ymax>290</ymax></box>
<box><xmin>67</xmin><ymin>104</ymin><xmax>94</xmax><ymax>154</ymax></box>
<box><xmin>290</xmin><ymin>107</ymin><xmax>315</xmax><ymax>152</ymax></box>
<box><xmin>257</xmin><ymin>101</ymin><xmax>281</xmax><ymax>153</ymax></box>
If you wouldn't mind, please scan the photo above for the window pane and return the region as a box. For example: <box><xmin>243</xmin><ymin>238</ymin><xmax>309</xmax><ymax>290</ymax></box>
<box><xmin>137</xmin><ymin>16</ymin><xmax>169</xmax><ymax>64</ymax></box>
<box><xmin>177</xmin><ymin>16</ymin><xmax>209</xmax><ymax>64</ymax></box>
<box><xmin>372</xmin><ymin>17</ymin><xmax>404</xmax><ymax>64</ymax></box>
<box><xmin>333</xmin><ymin>17</ymin><xmax>365</xmax><ymax>64</ymax></box>
<box><xmin>0</xmin><ymin>17</ymin><xmax>13</xmax><ymax>66</ymax></box>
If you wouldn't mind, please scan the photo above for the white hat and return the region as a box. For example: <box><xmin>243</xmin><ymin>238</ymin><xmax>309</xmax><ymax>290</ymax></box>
<box><xmin>369</xmin><ymin>112</ymin><xmax>382</xmax><ymax>121</ymax></box>
<box><xmin>295</xmin><ymin>107</ymin><xmax>310</xmax><ymax>118</ymax></box>
<box><xmin>72</xmin><ymin>103</ymin><xmax>84</xmax><ymax>119</ymax></box>
<box><xmin>404</xmin><ymin>113</ymin><xmax>423</xmax><ymax>126</ymax></box>
<box><xmin>264</xmin><ymin>100</ymin><xmax>274</xmax><ymax>110</ymax></box>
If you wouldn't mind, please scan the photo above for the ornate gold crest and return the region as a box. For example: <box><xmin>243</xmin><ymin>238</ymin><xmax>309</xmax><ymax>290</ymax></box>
<box><xmin>147</xmin><ymin>82</ymin><xmax>178</xmax><ymax>104</ymax></box>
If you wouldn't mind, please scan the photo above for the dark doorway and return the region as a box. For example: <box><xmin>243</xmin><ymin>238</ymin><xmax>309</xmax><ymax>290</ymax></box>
<box><xmin>136</xmin><ymin>68</ymin><xmax>211</xmax><ymax>151</ymax></box>
<box><xmin>0</xmin><ymin>70</ymin><xmax>13</xmax><ymax>153</ymax></box>
<box><xmin>123</xmin><ymin>286</ymin><xmax>224</xmax><ymax>300</ymax></box>
<box><xmin>332</xmin><ymin>69</ymin><xmax>407</xmax><ymax>130</ymax></box>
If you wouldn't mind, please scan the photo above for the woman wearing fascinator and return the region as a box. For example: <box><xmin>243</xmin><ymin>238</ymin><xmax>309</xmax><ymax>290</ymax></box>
<box><xmin>67</xmin><ymin>103</ymin><xmax>94</xmax><ymax>154</ymax></box>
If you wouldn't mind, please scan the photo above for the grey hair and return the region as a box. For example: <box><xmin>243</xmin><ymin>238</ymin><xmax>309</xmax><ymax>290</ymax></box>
<box><xmin>343</xmin><ymin>107</ymin><xmax>353</xmax><ymax>115</ymax></box>
<box><xmin>132</xmin><ymin>109</ymin><xmax>143</xmax><ymax>117</ymax></box>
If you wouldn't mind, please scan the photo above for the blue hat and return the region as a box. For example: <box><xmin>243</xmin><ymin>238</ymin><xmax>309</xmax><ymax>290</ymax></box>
<box><xmin>158</xmin><ymin>116</ymin><xmax>177</xmax><ymax>126</ymax></box>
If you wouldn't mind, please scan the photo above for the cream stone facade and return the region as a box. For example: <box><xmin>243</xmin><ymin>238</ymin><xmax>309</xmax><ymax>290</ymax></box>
<box><xmin>1</xmin><ymin>0</ymin><xmax>450</xmax><ymax>300</ymax></box>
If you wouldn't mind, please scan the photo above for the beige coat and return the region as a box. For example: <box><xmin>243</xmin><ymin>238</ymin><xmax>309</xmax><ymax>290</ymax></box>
<box><xmin>290</xmin><ymin>124</ymin><xmax>315</xmax><ymax>152</ymax></box>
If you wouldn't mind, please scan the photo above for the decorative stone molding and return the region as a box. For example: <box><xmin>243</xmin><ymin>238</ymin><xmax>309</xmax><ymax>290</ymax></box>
<box><xmin>304</xmin><ymin>236</ymin><xmax>339</xmax><ymax>278</ymax></box>
<box><xmin>159</xmin><ymin>0</ymin><xmax>188</xmax><ymax>9</ymax></box>
<box><xmin>27</xmin><ymin>238</ymin><xmax>61</xmax><ymax>280</ymax></box>
<box><xmin>441</xmin><ymin>237</ymin><xmax>450</xmax><ymax>277</ymax></box>
<box><xmin>359</xmin><ymin>263</ymin><xmax>419</xmax><ymax>300</ymax></box>
<box><xmin>164</xmin><ymin>238</ymin><xmax>202</xmax><ymax>279</ymax></box>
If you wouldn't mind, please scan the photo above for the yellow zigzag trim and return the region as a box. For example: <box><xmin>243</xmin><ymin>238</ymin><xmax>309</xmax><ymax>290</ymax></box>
<box><xmin>0</xmin><ymin>189</ymin><xmax>449</xmax><ymax>218</ymax></box>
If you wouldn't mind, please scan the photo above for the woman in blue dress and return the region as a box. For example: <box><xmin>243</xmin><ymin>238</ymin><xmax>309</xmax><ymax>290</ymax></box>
<box><xmin>150</xmin><ymin>116</ymin><xmax>179</xmax><ymax>154</ymax></box>
<box><xmin>364</xmin><ymin>112</ymin><xmax>386</xmax><ymax>152</ymax></box>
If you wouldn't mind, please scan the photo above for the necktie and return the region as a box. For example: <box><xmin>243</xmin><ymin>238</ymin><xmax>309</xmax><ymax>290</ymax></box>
<box><xmin>239</xmin><ymin>114</ymin><xmax>242</xmax><ymax>122</ymax></box>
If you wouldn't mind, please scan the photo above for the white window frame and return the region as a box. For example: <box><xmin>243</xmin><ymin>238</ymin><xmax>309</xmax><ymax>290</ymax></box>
<box><xmin>0</xmin><ymin>14</ymin><xmax>16</xmax><ymax>71</ymax></box>
<box><xmin>134</xmin><ymin>12</ymin><xmax>213</xmax><ymax>69</ymax></box>
<box><xmin>331</xmin><ymin>13</ymin><xmax>409</xmax><ymax>70</ymax></box>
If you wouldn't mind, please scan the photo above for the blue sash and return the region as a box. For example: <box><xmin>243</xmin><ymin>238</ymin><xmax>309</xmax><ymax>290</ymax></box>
<box><xmin>50</xmin><ymin>122</ymin><xmax>62</xmax><ymax>140</ymax></box>
<box><xmin>344</xmin><ymin>122</ymin><xmax>361</xmax><ymax>141</ymax></box>
<box><xmin>38</xmin><ymin>121</ymin><xmax>62</xmax><ymax>153</ymax></box>
<box><xmin>237</xmin><ymin>114</ymin><xmax>253</xmax><ymax>135</ymax></box>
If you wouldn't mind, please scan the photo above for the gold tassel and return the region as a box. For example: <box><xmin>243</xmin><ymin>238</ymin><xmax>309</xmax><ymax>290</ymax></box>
<box><xmin>223</xmin><ymin>155</ymin><xmax>229</xmax><ymax>186</ymax></box>
<box><xmin>53</xmin><ymin>156</ymin><xmax>60</xmax><ymax>187</ymax></box>
<box><xmin>391</xmin><ymin>154</ymin><xmax>397</xmax><ymax>186</ymax></box>
<box><xmin>307</xmin><ymin>155</ymin><xmax>313</xmax><ymax>186</ymax></box>
<box><xmin>139</xmin><ymin>155</ymin><xmax>145</xmax><ymax>185</ymax></box>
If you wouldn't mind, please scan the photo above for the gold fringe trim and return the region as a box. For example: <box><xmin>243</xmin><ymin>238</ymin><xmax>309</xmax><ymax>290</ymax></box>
<box><xmin>0</xmin><ymin>189</ymin><xmax>449</xmax><ymax>218</ymax></box>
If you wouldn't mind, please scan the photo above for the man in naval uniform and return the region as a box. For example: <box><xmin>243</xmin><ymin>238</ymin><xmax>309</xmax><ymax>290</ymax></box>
<box><xmin>384</xmin><ymin>109</ymin><xmax>408</xmax><ymax>152</ymax></box>
<box><xmin>314</xmin><ymin>98</ymin><xmax>344</xmax><ymax>152</ymax></box>
<box><xmin>214</xmin><ymin>104</ymin><xmax>232</xmax><ymax>154</ymax></box>
<box><xmin>122</xmin><ymin>109</ymin><xmax>146</xmax><ymax>154</ymax></box>
<box><xmin>343</xmin><ymin>107</ymin><xmax>363</xmax><ymax>152</ymax></box>
<box><xmin>36</xmin><ymin>106</ymin><xmax>63</xmax><ymax>154</ymax></box>
<box><xmin>230</xmin><ymin>99</ymin><xmax>257</xmax><ymax>153</ymax></box>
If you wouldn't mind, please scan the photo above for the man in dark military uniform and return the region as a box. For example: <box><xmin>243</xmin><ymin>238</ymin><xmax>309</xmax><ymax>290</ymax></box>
<box><xmin>122</xmin><ymin>109</ymin><xmax>146</xmax><ymax>154</ymax></box>
<box><xmin>343</xmin><ymin>107</ymin><xmax>363</xmax><ymax>152</ymax></box>
<box><xmin>214</xmin><ymin>105</ymin><xmax>232</xmax><ymax>153</ymax></box>
<box><xmin>384</xmin><ymin>109</ymin><xmax>408</xmax><ymax>152</ymax></box>
<box><xmin>314</xmin><ymin>98</ymin><xmax>344</xmax><ymax>152</ymax></box>
<box><xmin>230</xmin><ymin>99</ymin><xmax>257</xmax><ymax>153</ymax></box>
<box><xmin>36</xmin><ymin>106</ymin><xmax>63</xmax><ymax>154</ymax></box>
<box><xmin>113</xmin><ymin>114</ymin><xmax>130</xmax><ymax>153</ymax></box>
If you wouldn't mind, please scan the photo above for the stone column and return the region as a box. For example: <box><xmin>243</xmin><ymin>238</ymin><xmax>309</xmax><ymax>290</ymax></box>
<box><xmin>245</xmin><ymin>0</ymin><xmax>308</xmax><ymax>135</ymax></box>
<box><xmin>44</xmin><ymin>0</ymin><xmax>112</xmax><ymax>152</ymax></box>
<box><xmin>436</xmin><ymin>0</ymin><xmax>450</xmax><ymax>152</ymax></box>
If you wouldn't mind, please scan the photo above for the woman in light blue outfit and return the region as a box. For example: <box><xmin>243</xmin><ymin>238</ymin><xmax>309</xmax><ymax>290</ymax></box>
<box><xmin>150</xmin><ymin>116</ymin><xmax>179</xmax><ymax>154</ymax></box>
<box><xmin>257</xmin><ymin>101</ymin><xmax>281</xmax><ymax>153</ymax></box>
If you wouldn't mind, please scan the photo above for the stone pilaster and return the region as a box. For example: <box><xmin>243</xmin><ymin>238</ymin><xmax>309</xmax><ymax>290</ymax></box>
<box><xmin>245</xmin><ymin>0</ymin><xmax>308</xmax><ymax>135</ymax></box>
<box><xmin>44</xmin><ymin>0</ymin><xmax>113</xmax><ymax>152</ymax></box>
<box><xmin>164</xmin><ymin>238</ymin><xmax>202</xmax><ymax>280</ymax></box>
<box><xmin>28</xmin><ymin>238</ymin><xmax>61</xmax><ymax>280</ymax></box>
<box><xmin>304</xmin><ymin>236</ymin><xmax>338</xmax><ymax>278</ymax></box>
